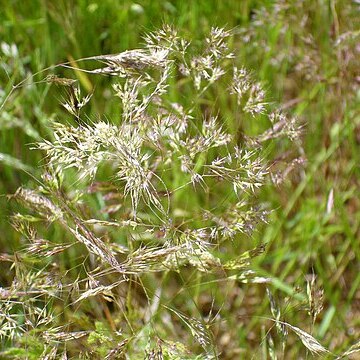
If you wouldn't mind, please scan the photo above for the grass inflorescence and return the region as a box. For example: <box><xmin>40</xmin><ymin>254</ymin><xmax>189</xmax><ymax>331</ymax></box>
<box><xmin>0</xmin><ymin>1</ymin><xmax>359</xmax><ymax>359</ymax></box>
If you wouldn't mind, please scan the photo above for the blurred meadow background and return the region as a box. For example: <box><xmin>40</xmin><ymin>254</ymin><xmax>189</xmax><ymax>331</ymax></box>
<box><xmin>0</xmin><ymin>0</ymin><xmax>359</xmax><ymax>358</ymax></box>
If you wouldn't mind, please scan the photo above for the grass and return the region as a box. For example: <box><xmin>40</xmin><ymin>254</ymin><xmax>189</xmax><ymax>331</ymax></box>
<box><xmin>0</xmin><ymin>1</ymin><xmax>359</xmax><ymax>359</ymax></box>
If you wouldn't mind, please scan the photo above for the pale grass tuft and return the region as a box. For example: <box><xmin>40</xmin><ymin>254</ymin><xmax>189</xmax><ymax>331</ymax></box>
<box><xmin>73</xmin><ymin>282</ymin><xmax>123</xmax><ymax>304</ymax></box>
<box><xmin>4</xmin><ymin>24</ymin><xmax>307</xmax><ymax>357</ymax></box>
<box><xmin>275</xmin><ymin>320</ymin><xmax>330</xmax><ymax>356</ymax></box>
<box><xmin>165</xmin><ymin>306</ymin><xmax>213</xmax><ymax>351</ymax></box>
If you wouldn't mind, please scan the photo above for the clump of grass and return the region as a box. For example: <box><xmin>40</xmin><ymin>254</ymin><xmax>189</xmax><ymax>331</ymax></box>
<box><xmin>2</xmin><ymin>22</ymin><xmax>357</xmax><ymax>359</ymax></box>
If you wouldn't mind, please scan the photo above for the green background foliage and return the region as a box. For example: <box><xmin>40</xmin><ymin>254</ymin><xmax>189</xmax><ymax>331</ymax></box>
<box><xmin>1</xmin><ymin>0</ymin><xmax>359</xmax><ymax>358</ymax></box>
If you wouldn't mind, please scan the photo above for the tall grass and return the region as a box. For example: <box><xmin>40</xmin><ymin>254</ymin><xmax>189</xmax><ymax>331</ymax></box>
<box><xmin>1</xmin><ymin>1</ymin><xmax>359</xmax><ymax>359</ymax></box>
